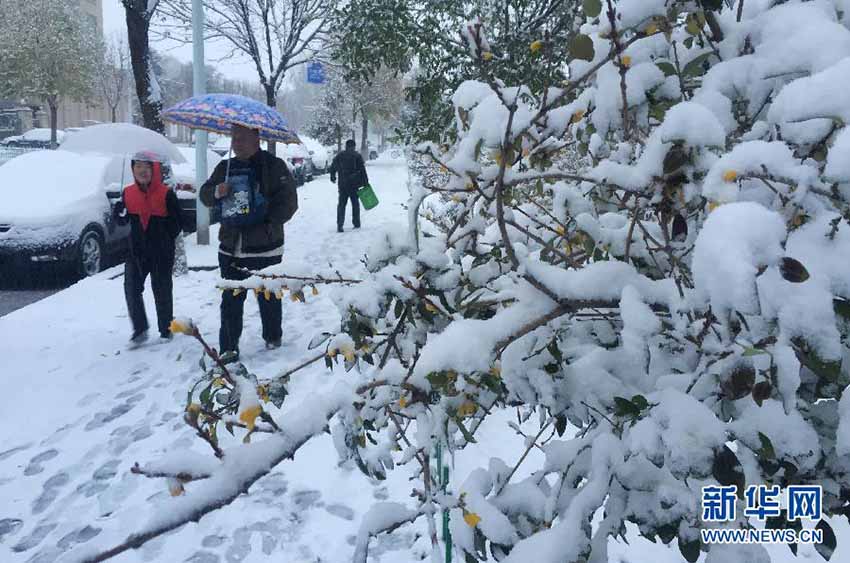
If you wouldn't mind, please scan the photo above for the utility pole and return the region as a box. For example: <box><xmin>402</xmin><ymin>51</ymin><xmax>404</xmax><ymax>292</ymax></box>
<box><xmin>192</xmin><ymin>0</ymin><xmax>210</xmax><ymax>244</ymax></box>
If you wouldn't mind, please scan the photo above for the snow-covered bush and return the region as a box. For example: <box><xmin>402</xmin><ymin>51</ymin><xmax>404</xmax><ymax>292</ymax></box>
<box><xmin>86</xmin><ymin>2</ymin><xmax>850</xmax><ymax>562</ymax></box>
<box><xmin>325</xmin><ymin>1</ymin><xmax>850</xmax><ymax>560</ymax></box>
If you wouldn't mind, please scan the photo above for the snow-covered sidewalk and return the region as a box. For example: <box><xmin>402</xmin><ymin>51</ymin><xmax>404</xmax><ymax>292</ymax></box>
<box><xmin>0</xmin><ymin>160</ymin><xmax>432</xmax><ymax>563</ymax></box>
<box><xmin>1</xmin><ymin>159</ymin><xmax>845</xmax><ymax>563</ymax></box>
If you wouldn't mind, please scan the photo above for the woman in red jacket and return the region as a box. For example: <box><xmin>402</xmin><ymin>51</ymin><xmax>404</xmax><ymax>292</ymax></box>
<box><xmin>114</xmin><ymin>152</ymin><xmax>183</xmax><ymax>347</ymax></box>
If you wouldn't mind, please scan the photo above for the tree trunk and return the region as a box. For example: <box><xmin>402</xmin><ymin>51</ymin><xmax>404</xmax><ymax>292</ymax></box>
<box><xmin>111</xmin><ymin>106</ymin><xmax>118</xmax><ymax>123</ymax></box>
<box><xmin>335</xmin><ymin>124</ymin><xmax>342</xmax><ymax>153</ymax></box>
<box><xmin>265</xmin><ymin>84</ymin><xmax>277</xmax><ymax>155</ymax></box>
<box><xmin>360</xmin><ymin>115</ymin><xmax>369</xmax><ymax>161</ymax></box>
<box><xmin>125</xmin><ymin>7</ymin><xmax>163</xmax><ymax>133</ymax></box>
<box><xmin>48</xmin><ymin>98</ymin><xmax>58</xmax><ymax>149</ymax></box>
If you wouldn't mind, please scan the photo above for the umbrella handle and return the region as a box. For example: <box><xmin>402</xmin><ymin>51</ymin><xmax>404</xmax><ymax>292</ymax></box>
<box><xmin>225</xmin><ymin>148</ymin><xmax>231</xmax><ymax>182</ymax></box>
<box><xmin>224</xmin><ymin>138</ymin><xmax>233</xmax><ymax>182</ymax></box>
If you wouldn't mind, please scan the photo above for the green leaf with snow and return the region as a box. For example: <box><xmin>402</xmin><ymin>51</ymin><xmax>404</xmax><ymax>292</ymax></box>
<box><xmin>815</xmin><ymin>519</ymin><xmax>837</xmax><ymax>561</ymax></box>
<box><xmin>569</xmin><ymin>34</ymin><xmax>595</xmax><ymax>61</ymax></box>
<box><xmin>779</xmin><ymin>257</ymin><xmax>810</xmax><ymax>283</ymax></box>
<box><xmin>582</xmin><ymin>0</ymin><xmax>602</xmax><ymax>18</ymax></box>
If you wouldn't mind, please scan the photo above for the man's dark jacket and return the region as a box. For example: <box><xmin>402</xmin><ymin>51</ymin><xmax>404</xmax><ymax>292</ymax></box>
<box><xmin>199</xmin><ymin>150</ymin><xmax>298</xmax><ymax>254</ymax></box>
<box><xmin>330</xmin><ymin>148</ymin><xmax>369</xmax><ymax>194</ymax></box>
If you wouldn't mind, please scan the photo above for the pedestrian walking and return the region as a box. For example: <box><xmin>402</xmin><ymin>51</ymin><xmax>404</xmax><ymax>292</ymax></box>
<box><xmin>114</xmin><ymin>151</ymin><xmax>184</xmax><ymax>347</ymax></box>
<box><xmin>199</xmin><ymin>124</ymin><xmax>298</xmax><ymax>361</ymax></box>
<box><xmin>330</xmin><ymin>139</ymin><xmax>369</xmax><ymax>232</ymax></box>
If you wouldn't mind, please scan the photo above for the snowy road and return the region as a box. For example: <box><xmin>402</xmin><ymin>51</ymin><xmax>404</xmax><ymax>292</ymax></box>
<box><xmin>0</xmin><ymin>289</ymin><xmax>60</xmax><ymax>317</ymax></box>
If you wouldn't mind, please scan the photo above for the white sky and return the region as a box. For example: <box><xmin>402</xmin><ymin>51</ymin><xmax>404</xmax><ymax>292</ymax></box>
<box><xmin>102</xmin><ymin>0</ymin><xmax>261</xmax><ymax>83</ymax></box>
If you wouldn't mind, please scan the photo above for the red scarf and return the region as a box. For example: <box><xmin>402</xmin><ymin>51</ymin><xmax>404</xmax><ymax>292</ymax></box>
<box><xmin>123</xmin><ymin>162</ymin><xmax>169</xmax><ymax>230</ymax></box>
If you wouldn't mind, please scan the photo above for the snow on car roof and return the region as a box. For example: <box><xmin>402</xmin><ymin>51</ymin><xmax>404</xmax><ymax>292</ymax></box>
<box><xmin>0</xmin><ymin>150</ymin><xmax>113</xmax><ymax>220</ymax></box>
<box><xmin>22</xmin><ymin>128</ymin><xmax>65</xmax><ymax>142</ymax></box>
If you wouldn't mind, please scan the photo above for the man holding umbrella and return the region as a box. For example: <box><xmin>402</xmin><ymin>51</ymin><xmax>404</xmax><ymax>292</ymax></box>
<box><xmin>199</xmin><ymin>124</ymin><xmax>298</xmax><ymax>358</ymax></box>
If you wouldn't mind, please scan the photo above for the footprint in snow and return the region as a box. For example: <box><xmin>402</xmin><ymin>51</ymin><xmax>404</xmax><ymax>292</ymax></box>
<box><xmin>185</xmin><ymin>552</ymin><xmax>221</xmax><ymax>563</ymax></box>
<box><xmin>0</xmin><ymin>443</ymin><xmax>32</xmax><ymax>462</ymax></box>
<box><xmin>11</xmin><ymin>522</ymin><xmax>56</xmax><ymax>552</ymax></box>
<box><xmin>31</xmin><ymin>472</ymin><xmax>70</xmax><ymax>515</ymax></box>
<box><xmin>291</xmin><ymin>489</ymin><xmax>322</xmax><ymax>510</ymax></box>
<box><xmin>76</xmin><ymin>392</ymin><xmax>101</xmax><ymax>408</ymax></box>
<box><xmin>84</xmin><ymin>401</ymin><xmax>136</xmax><ymax>432</ymax></box>
<box><xmin>23</xmin><ymin>449</ymin><xmax>59</xmax><ymax>477</ymax></box>
<box><xmin>0</xmin><ymin>517</ymin><xmax>24</xmax><ymax>542</ymax></box>
<box><xmin>226</xmin><ymin>518</ymin><xmax>285</xmax><ymax>561</ymax></box>
<box><xmin>201</xmin><ymin>535</ymin><xmax>227</xmax><ymax>548</ymax></box>
<box><xmin>55</xmin><ymin>524</ymin><xmax>101</xmax><ymax>550</ymax></box>
<box><xmin>325</xmin><ymin>503</ymin><xmax>355</xmax><ymax>521</ymax></box>
<box><xmin>40</xmin><ymin>416</ymin><xmax>87</xmax><ymax>447</ymax></box>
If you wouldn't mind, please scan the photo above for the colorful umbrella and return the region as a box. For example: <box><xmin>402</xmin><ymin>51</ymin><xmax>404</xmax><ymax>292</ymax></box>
<box><xmin>162</xmin><ymin>94</ymin><xmax>300</xmax><ymax>144</ymax></box>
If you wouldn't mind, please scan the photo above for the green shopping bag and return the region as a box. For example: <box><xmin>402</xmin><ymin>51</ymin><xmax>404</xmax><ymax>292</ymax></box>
<box><xmin>358</xmin><ymin>184</ymin><xmax>379</xmax><ymax>210</ymax></box>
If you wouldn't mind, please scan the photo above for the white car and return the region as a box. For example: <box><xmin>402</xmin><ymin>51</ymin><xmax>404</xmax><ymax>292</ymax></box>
<box><xmin>0</xmin><ymin>150</ymin><xmax>132</xmax><ymax>277</ymax></box>
<box><xmin>300</xmin><ymin>136</ymin><xmax>329</xmax><ymax>173</ymax></box>
<box><xmin>279</xmin><ymin>142</ymin><xmax>314</xmax><ymax>185</ymax></box>
<box><xmin>3</xmin><ymin>128</ymin><xmax>66</xmax><ymax>148</ymax></box>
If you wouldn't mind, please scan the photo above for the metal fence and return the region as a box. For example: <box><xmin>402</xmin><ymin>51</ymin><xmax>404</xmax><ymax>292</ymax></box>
<box><xmin>0</xmin><ymin>146</ymin><xmax>43</xmax><ymax>166</ymax></box>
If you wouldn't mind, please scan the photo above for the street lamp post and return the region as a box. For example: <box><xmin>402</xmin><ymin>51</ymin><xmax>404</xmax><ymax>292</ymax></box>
<box><xmin>192</xmin><ymin>0</ymin><xmax>210</xmax><ymax>245</ymax></box>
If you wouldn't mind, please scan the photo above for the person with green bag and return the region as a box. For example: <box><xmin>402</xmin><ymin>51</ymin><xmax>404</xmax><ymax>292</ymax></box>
<box><xmin>330</xmin><ymin>139</ymin><xmax>371</xmax><ymax>232</ymax></box>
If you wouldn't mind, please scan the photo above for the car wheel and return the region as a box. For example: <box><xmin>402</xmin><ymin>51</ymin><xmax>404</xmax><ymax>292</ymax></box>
<box><xmin>78</xmin><ymin>229</ymin><xmax>103</xmax><ymax>277</ymax></box>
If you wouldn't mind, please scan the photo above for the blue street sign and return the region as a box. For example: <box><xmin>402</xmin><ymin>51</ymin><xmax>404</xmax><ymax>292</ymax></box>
<box><xmin>307</xmin><ymin>62</ymin><xmax>325</xmax><ymax>84</ymax></box>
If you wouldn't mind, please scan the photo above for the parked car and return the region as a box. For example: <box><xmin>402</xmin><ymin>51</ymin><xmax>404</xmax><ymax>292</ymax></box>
<box><xmin>169</xmin><ymin>146</ymin><xmax>223</xmax><ymax>232</ymax></box>
<box><xmin>279</xmin><ymin>142</ymin><xmax>314</xmax><ymax>186</ymax></box>
<box><xmin>1</xmin><ymin>128</ymin><xmax>66</xmax><ymax>149</ymax></box>
<box><xmin>0</xmin><ymin>150</ymin><xmax>131</xmax><ymax>277</ymax></box>
<box><xmin>300</xmin><ymin>136</ymin><xmax>329</xmax><ymax>174</ymax></box>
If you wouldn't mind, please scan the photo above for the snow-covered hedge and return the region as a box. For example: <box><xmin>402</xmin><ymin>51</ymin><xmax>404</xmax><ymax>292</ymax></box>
<box><xmin>326</xmin><ymin>1</ymin><xmax>850</xmax><ymax>561</ymax></box>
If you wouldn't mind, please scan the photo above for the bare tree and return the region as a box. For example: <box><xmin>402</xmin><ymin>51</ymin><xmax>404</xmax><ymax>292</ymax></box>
<box><xmin>122</xmin><ymin>0</ymin><xmax>164</xmax><ymax>132</ymax></box>
<box><xmin>349</xmin><ymin>68</ymin><xmax>403</xmax><ymax>159</ymax></box>
<box><xmin>305</xmin><ymin>65</ymin><xmax>351</xmax><ymax>152</ymax></box>
<box><xmin>159</xmin><ymin>0</ymin><xmax>334</xmax><ymax>111</ymax></box>
<box><xmin>99</xmin><ymin>37</ymin><xmax>130</xmax><ymax>123</ymax></box>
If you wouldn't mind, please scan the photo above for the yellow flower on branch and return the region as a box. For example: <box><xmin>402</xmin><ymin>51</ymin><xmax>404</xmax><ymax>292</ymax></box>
<box><xmin>458</xmin><ymin>401</ymin><xmax>477</xmax><ymax>417</ymax></box>
<box><xmin>256</xmin><ymin>384</ymin><xmax>270</xmax><ymax>403</ymax></box>
<box><xmin>722</xmin><ymin>170</ymin><xmax>738</xmax><ymax>182</ymax></box>
<box><xmin>621</xmin><ymin>55</ymin><xmax>632</xmax><ymax>68</ymax></box>
<box><xmin>398</xmin><ymin>396</ymin><xmax>408</xmax><ymax>408</ymax></box>
<box><xmin>239</xmin><ymin>405</ymin><xmax>262</xmax><ymax>432</ymax></box>
<box><xmin>312</xmin><ymin>286</ymin><xmax>319</xmax><ymax>296</ymax></box>
<box><xmin>463</xmin><ymin>512</ymin><xmax>482</xmax><ymax>527</ymax></box>
<box><xmin>168</xmin><ymin>478</ymin><xmax>185</xmax><ymax>497</ymax></box>
<box><xmin>570</xmin><ymin>110</ymin><xmax>586</xmax><ymax>124</ymax></box>
<box><xmin>482</xmin><ymin>51</ymin><xmax>494</xmax><ymax>61</ymax></box>
<box><xmin>530</xmin><ymin>40</ymin><xmax>543</xmax><ymax>54</ymax></box>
